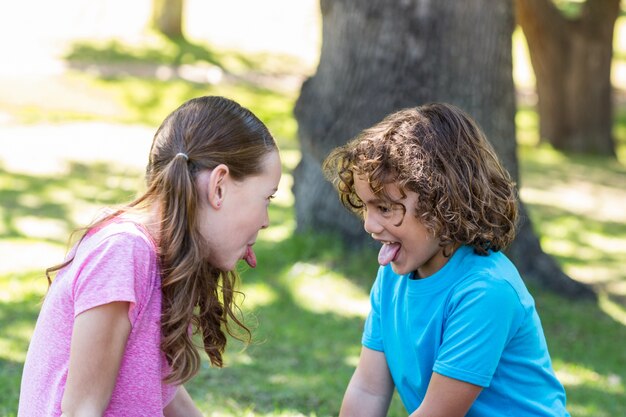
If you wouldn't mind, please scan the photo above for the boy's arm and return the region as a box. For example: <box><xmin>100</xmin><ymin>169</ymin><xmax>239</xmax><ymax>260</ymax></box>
<box><xmin>408</xmin><ymin>372</ymin><xmax>482</xmax><ymax>417</ymax></box>
<box><xmin>339</xmin><ymin>346</ymin><xmax>394</xmax><ymax>417</ymax></box>
<box><xmin>61</xmin><ymin>301</ymin><xmax>131</xmax><ymax>417</ymax></box>
<box><xmin>164</xmin><ymin>386</ymin><xmax>204</xmax><ymax>417</ymax></box>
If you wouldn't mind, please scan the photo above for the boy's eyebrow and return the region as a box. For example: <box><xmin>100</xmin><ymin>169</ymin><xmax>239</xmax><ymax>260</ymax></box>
<box><xmin>360</xmin><ymin>196</ymin><xmax>389</xmax><ymax>205</ymax></box>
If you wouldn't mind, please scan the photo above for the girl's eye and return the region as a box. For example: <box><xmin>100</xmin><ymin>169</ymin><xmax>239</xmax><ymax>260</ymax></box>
<box><xmin>378</xmin><ymin>205</ymin><xmax>391</xmax><ymax>214</ymax></box>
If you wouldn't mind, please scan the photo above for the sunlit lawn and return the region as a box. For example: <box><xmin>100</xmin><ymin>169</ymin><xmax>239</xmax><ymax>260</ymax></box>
<box><xmin>1</xmin><ymin>38</ymin><xmax>625</xmax><ymax>416</ymax></box>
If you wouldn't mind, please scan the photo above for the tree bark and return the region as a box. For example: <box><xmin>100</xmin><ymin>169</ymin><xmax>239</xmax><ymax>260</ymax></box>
<box><xmin>294</xmin><ymin>0</ymin><xmax>593</xmax><ymax>298</ymax></box>
<box><xmin>152</xmin><ymin>0</ymin><xmax>185</xmax><ymax>40</ymax></box>
<box><xmin>516</xmin><ymin>0</ymin><xmax>619</xmax><ymax>156</ymax></box>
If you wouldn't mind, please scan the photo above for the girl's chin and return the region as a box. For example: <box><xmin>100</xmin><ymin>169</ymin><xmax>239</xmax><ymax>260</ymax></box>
<box><xmin>207</xmin><ymin>256</ymin><xmax>236</xmax><ymax>272</ymax></box>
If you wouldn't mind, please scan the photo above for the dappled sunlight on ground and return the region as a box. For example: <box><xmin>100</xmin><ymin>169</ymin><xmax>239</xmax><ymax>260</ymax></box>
<box><xmin>554</xmin><ymin>360</ymin><xmax>624</xmax><ymax>417</ymax></box>
<box><xmin>0</xmin><ymin>272</ymin><xmax>44</xmax><ymax>363</ymax></box>
<box><xmin>556</xmin><ymin>362</ymin><xmax>623</xmax><ymax>391</ymax></box>
<box><xmin>517</xmin><ymin>144</ymin><xmax>626</xmax><ymax>305</ymax></box>
<box><xmin>520</xmin><ymin>182</ymin><xmax>626</xmax><ymax>224</ymax></box>
<box><xmin>599</xmin><ymin>294</ymin><xmax>626</xmax><ymax>326</ymax></box>
<box><xmin>286</xmin><ymin>262</ymin><xmax>370</xmax><ymax>318</ymax></box>
<box><xmin>0</xmin><ymin>122</ymin><xmax>151</xmax><ymax>175</ymax></box>
<box><xmin>240</xmin><ymin>282</ymin><xmax>279</xmax><ymax>310</ymax></box>
<box><xmin>0</xmin><ymin>241</ymin><xmax>65</xmax><ymax>275</ymax></box>
<box><xmin>0</xmin><ymin>126</ymin><xmax>151</xmax><ymax>283</ymax></box>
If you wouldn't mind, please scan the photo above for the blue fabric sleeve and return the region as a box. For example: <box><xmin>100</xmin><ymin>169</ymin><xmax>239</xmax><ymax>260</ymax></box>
<box><xmin>362</xmin><ymin>268</ymin><xmax>384</xmax><ymax>352</ymax></box>
<box><xmin>433</xmin><ymin>276</ymin><xmax>525</xmax><ymax>387</ymax></box>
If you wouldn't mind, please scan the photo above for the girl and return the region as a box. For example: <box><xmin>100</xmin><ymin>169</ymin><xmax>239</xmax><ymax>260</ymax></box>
<box><xmin>323</xmin><ymin>103</ymin><xmax>569</xmax><ymax>417</ymax></box>
<box><xmin>18</xmin><ymin>96</ymin><xmax>282</xmax><ymax>417</ymax></box>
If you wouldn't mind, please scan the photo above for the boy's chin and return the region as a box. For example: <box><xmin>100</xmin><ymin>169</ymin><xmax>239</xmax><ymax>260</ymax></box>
<box><xmin>390</xmin><ymin>262</ymin><xmax>410</xmax><ymax>276</ymax></box>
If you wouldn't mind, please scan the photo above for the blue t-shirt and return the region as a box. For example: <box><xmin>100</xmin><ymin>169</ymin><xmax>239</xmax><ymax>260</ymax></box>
<box><xmin>362</xmin><ymin>245</ymin><xmax>570</xmax><ymax>416</ymax></box>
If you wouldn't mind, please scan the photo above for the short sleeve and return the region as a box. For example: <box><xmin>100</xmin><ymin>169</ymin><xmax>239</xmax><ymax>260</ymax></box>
<box><xmin>72</xmin><ymin>231</ymin><xmax>154</xmax><ymax>323</ymax></box>
<box><xmin>433</xmin><ymin>277</ymin><xmax>526</xmax><ymax>387</ymax></box>
<box><xmin>362</xmin><ymin>268</ymin><xmax>385</xmax><ymax>352</ymax></box>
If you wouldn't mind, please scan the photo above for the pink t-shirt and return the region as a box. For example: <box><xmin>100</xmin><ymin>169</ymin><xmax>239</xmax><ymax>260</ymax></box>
<box><xmin>18</xmin><ymin>220</ymin><xmax>177</xmax><ymax>416</ymax></box>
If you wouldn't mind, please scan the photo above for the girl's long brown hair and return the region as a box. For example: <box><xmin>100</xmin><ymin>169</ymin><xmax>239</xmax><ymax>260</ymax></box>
<box><xmin>323</xmin><ymin>102</ymin><xmax>518</xmax><ymax>255</ymax></box>
<box><xmin>46</xmin><ymin>96</ymin><xmax>277</xmax><ymax>384</ymax></box>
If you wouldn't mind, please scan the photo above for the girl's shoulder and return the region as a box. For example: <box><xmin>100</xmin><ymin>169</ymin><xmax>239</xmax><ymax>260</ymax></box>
<box><xmin>66</xmin><ymin>218</ymin><xmax>161</xmax><ymax>317</ymax></box>
<box><xmin>66</xmin><ymin>218</ymin><xmax>159</xmax><ymax>280</ymax></box>
<box><xmin>83</xmin><ymin>217</ymin><xmax>157</xmax><ymax>254</ymax></box>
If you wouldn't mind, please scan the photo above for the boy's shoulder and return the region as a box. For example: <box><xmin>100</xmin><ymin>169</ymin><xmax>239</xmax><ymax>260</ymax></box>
<box><xmin>451</xmin><ymin>249</ymin><xmax>534</xmax><ymax>309</ymax></box>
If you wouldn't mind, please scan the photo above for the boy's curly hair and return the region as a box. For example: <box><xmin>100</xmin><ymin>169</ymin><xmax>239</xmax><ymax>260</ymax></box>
<box><xmin>322</xmin><ymin>103</ymin><xmax>518</xmax><ymax>255</ymax></box>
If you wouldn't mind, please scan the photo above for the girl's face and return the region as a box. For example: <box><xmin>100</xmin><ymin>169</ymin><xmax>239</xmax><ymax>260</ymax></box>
<box><xmin>353</xmin><ymin>175</ymin><xmax>449</xmax><ymax>278</ymax></box>
<box><xmin>197</xmin><ymin>150</ymin><xmax>282</xmax><ymax>271</ymax></box>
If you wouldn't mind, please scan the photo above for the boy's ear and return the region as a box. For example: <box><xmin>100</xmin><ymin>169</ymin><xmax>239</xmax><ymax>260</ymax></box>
<box><xmin>207</xmin><ymin>164</ymin><xmax>229</xmax><ymax>209</ymax></box>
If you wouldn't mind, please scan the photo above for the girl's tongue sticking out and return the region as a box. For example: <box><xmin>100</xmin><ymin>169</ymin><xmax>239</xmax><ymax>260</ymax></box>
<box><xmin>243</xmin><ymin>245</ymin><xmax>257</xmax><ymax>268</ymax></box>
<box><xmin>378</xmin><ymin>242</ymin><xmax>401</xmax><ymax>266</ymax></box>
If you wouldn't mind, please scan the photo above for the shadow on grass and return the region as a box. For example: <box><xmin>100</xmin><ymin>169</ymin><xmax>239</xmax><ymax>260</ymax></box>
<box><xmin>65</xmin><ymin>38</ymin><xmax>227</xmax><ymax>69</ymax></box>
<box><xmin>526</xmin><ymin>204</ymin><xmax>625</xmax><ymax>265</ymax></box>
<box><xmin>0</xmin><ymin>162</ymin><xmax>142</xmax><ymax>244</ymax></box>
<box><xmin>1</xmin><ymin>154</ymin><xmax>625</xmax><ymax>415</ymax></box>
<box><xmin>532</xmin><ymin>287</ymin><xmax>626</xmax><ymax>417</ymax></box>
<box><xmin>97</xmin><ymin>76</ymin><xmax>296</xmax><ymax>136</ymax></box>
<box><xmin>3</xmin><ymin>237</ymin><xmax>624</xmax><ymax>416</ymax></box>
<box><xmin>0</xmin><ymin>355</ymin><xmax>22</xmax><ymax>417</ymax></box>
<box><xmin>524</xmin><ymin>197</ymin><xmax>626</xmax><ymax>308</ymax></box>
<box><xmin>0</xmin><ymin>271</ymin><xmax>46</xmax><ymax>415</ymax></box>
<box><xmin>520</xmin><ymin>146</ymin><xmax>626</xmax><ymax>189</ymax></box>
<box><xmin>63</xmin><ymin>37</ymin><xmax>303</xmax><ymax>81</ymax></box>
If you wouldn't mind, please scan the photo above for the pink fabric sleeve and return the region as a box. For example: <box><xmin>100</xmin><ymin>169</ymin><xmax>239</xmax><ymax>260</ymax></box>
<box><xmin>72</xmin><ymin>232</ymin><xmax>153</xmax><ymax>324</ymax></box>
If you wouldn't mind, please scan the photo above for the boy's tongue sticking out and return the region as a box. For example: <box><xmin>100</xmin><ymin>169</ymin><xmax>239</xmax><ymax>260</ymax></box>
<box><xmin>378</xmin><ymin>242</ymin><xmax>401</xmax><ymax>266</ymax></box>
<box><xmin>244</xmin><ymin>246</ymin><xmax>257</xmax><ymax>268</ymax></box>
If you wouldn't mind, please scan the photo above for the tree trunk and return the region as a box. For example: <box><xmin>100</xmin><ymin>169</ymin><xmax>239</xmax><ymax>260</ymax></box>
<box><xmin>294</xmin><ymin>0</ymin><xmax>593</xmax><ymax>298</ymax></box>
<box><xmin>516</xmin><ymin>0</ymin><xmax>619</xmax><ymax>156</ymax></box>
<box><xmin>152</xmin><ymin>0</ymin><xmax>185</xmax><ymax>40</ymax></box>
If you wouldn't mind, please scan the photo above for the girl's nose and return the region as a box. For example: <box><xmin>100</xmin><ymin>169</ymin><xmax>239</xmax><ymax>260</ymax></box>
<box><xmin>261</xmin><ymin>208</ymin><xmax>270</xmax><ymax>229</ymax></box>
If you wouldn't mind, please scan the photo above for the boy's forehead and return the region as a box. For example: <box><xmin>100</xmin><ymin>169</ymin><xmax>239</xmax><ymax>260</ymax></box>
<box><xmin>354</xmin><ymin>174</ymin><xmax>405</xmax><ymax>201</ymax></box>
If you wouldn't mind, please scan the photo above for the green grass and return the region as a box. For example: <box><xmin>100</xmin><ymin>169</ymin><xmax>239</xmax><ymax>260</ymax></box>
<box><xmin>3</xmin><ymin>72</ymin><xmax>299</xmax><ymax>150</ymax></box>
<box><xmin>64</xmin><ymin>34</ymin><xmax>306</xmax><ymax>75</ymax></box>
<box><xmin>1</xmin><ymin>39</ymin><xmax>625</xmax><ymax>416</ymax></box>
<box><xmin>1</xmin><ymin>140</ymin><xmax>624</xmax><ymax>416</ymax></box>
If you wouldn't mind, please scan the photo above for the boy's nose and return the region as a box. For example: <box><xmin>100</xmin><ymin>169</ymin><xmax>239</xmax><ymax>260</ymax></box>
<box><xmin>363</xmin><ymin>211</ymin><xmax>383</xmax><ymax>235</ymax></box>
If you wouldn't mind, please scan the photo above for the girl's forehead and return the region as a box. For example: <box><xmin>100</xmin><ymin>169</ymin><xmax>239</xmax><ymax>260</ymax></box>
<box><xmin>251</xmin><ymin>151</ymin><xmax>282</xmax><ymax>185</ymax></box>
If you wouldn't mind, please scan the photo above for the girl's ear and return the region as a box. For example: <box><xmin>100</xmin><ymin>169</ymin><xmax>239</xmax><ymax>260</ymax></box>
<box><xmin>207</xmin><ymin>164</ymin><xmax>229</xmax><ymax>209</ymax></box>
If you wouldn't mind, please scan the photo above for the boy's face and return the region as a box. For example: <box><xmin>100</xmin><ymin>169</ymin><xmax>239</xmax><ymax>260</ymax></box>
<box><xmin>353</xmin><ymin>175</ymin><xmax>449</xmax><ymax>278</ymax></box>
